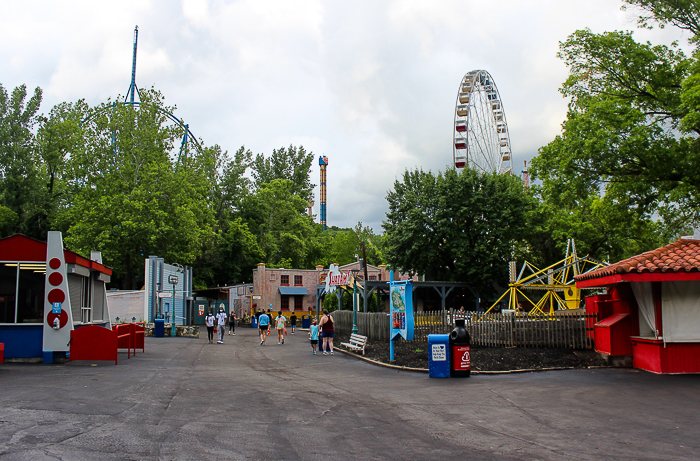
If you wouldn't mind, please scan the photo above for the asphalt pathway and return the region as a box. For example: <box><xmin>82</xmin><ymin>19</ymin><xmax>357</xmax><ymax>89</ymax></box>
<box><xmin>0</xmin><ymin>327</ymin><xmax>699</xmax><ymax>460</ymax></box>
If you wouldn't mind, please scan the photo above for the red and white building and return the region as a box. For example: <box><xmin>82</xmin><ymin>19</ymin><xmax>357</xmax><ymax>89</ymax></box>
<box><xmin>0</xmin><ymin>233</ymin><xmax>112</xmax><ymax>362</ymax></box>
<box><xmin>576</xmin><ymin>238</ymin><xmax>700</xmax><ymax>374</ymax></box>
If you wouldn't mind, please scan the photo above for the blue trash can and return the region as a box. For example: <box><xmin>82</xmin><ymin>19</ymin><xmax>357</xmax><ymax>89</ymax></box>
<box><xmin>428</xmin><ymin>334</ymin><xmax>450</xmax><ymax>378</ymax></box>
<box><xmin>251</xmin><ymin>316</ymin><xmax>257</xmax><ymax>328</ymax></box>
<box><xmin>301</xmin><ymin>315</ymin><xmax>310</xmax><ymax>329</ymax></box>
<box><xmin>154</xmin><ymin>319</ymin><xmax>165</xmax><ymax>338</ymax></box>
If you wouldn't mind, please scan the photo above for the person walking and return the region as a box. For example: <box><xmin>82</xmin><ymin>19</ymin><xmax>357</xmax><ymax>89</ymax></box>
<box><xmin>216</xmin><ymin>307</ymin><xmax>227</xmax><ymax>344</ymax></box>
<box><xmin>309</xmin><ymin>318</ymin><xmax>319</xmax><ymax>354</ymax></box>
<box><xmin>318</xmin><ymin>309</ymin><xmax>335</xmax><ymax>355</ymax></box>
<box><xmin>275</xmin><ymin>311</ymin><xmax>286</xmax><ymax>345</ymax></box>
<box><xmin>228</xmin><ymin>310</ymin><xmax>236</xmax><ymax>335</ymax></box>
<box><xmin>266</xmin><ymin>309</ymin><xmax>273</xmax><ymax>336</ymax></box>
<box><xmin>258</xmin><ymin>310</ymin><xmax>270</xmax><ymax>345</ymax></box>
<box><xmin>290</xmin><ymin>312</ymin><xmax>297</xmax><ymax>334</ymax></box>
<box><xmin>204</xmin><ymin>310</ymin><xmax>216</xmax><ymax>344</ymax></box>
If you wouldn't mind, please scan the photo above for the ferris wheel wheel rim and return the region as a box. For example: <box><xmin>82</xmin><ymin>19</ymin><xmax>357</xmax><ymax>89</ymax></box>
<box><xmin>453</xmin><ymin>70</ymin><xmax>512</xmax><ymax>174</ymax></box>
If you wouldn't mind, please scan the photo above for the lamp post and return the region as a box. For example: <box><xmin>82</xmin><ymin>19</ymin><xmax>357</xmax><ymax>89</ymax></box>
<box><xmin>170</xmin><ymin>263</ymin><xmax>184</xmax><ymax>337</ymax></box>
<box><xmin>351</xmin><ymin>269</ymin><xmax>360</xmax><ymax>334</ymax></box>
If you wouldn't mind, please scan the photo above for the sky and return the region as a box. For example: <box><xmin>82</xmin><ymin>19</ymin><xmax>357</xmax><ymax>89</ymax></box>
<box><xmin>1</xmin><ymin>0</ymin><xmax>693</xmax><ymax>233</ymax></box>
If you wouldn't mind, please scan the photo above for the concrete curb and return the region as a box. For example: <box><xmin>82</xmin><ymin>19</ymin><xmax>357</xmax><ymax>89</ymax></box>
<box><xmin>334</xmin><ymin>347</ymin><xmax>609</xmax><ymax>375</ymax></box>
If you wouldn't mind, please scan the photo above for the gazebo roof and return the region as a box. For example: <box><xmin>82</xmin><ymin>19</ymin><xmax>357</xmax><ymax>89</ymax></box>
<box><xmin>575</xmin><ymin>239</ymin><xmax>700</xmax><ymax>287</ymax></box>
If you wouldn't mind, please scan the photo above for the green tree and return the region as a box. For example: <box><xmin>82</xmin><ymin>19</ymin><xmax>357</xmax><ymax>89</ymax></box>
<box><xmin>241</xmin><ymin>178</ymin><xmax>319</xmax><ymax>269</ymax></box>
<box><xmin>251</xmin><ymin>145</ymin><xmax>315</xmax><ymax>202</ymax></box>
<box><xmin>61</xmin><ymin>89</ymin><xmax>216</xmax><ymax>288</ymax></box>
<box><xmin>531</xmin><ymin>23</ymin><xmax>699</xmax><ymax>233</ymax></box>
<box><xmin>0</xmin><ymin>84</ymin><xmax>44</xmax><ymax>238</ymax></box>
<box><xmin>383</xmin><ymin>168</ymin><xmax>533</xmax><ymax>297</ymax></box>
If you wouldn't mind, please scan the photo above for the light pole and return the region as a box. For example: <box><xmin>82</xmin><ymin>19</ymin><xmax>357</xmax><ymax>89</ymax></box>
<box><xmin>170</xmin><ymin>263</ymin><xmax>184</xmax><ymax>337</ymax></box>
<box><xmin>351</xmin><ymin>269</ymin><xmax>360</xmax><ymax>334</ymax></box>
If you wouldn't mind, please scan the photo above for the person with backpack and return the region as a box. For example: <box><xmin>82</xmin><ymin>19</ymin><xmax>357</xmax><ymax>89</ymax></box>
<box><xmin>204</xmin><ymin>310</ymin><xmax>216</xmax><ymax>344</ymax></box>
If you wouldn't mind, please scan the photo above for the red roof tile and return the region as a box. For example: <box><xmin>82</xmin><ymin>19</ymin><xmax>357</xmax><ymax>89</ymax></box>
<box><xmin>575</xmin><ymin>239</ymin><xmax>700</xmax><ymax>282</ymax></box>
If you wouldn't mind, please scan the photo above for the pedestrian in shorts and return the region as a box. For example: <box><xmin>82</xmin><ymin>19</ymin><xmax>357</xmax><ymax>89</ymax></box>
<box><xmin>309</xmin><ymin>319</ymin><xmax>319</xmax><ymax>354</ymax></box>
<box><xmin>290</xmin><ymin>312</ymin><xmax>297</xmax><ymax>334</ymax></box>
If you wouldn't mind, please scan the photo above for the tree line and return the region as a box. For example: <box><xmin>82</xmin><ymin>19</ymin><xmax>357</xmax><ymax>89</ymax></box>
<box><xmin>1</xmin><ymin>1</ymin><xmax>697</xmax><ymax>298</ymax></box>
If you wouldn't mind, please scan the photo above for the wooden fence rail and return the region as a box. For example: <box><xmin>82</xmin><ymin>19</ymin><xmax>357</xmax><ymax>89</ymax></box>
<box><xmin>332</xmin><ymin>310</ymin><xmax>595</xmax><ymax>349</ymax></box>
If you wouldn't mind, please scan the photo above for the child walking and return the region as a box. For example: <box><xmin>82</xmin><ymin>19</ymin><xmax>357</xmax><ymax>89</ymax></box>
<box><xmin>309</xmin><ymin>319</ymin><xmax>319</xmax><ymax>355</ymax></box>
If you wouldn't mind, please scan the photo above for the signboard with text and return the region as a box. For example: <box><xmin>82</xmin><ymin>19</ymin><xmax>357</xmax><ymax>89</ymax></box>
<box><xmin>390</xmin><ymin>280</ymin><xmax>414</xmax><ymax>340</ymax></box>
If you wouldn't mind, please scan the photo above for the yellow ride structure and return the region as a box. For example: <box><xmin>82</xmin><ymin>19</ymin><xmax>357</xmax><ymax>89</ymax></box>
<box><xmin>486</xmin><ymin>239</ymin><xmax>607</xmax><ymax>315</ymax></box>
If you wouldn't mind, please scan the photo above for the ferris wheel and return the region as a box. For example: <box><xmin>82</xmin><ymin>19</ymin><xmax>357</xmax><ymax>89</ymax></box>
<box><xmin>453</xmin><ymin>70</ymin><xmax>512</xmax><ymax>174</ymax></box>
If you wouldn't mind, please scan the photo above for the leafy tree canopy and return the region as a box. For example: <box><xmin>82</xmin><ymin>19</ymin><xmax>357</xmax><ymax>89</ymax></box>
<box><xmin>251</xmin><ymin>145</ymin><xmax>315</xmax><ymax>203</ymax></box>
<box><xmin>383</xmin><ymin>168</ymin><xmax>533</xmax><ymax>297</ymax></box>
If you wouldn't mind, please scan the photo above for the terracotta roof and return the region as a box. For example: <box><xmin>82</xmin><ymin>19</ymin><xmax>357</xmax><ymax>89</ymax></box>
<box><xmin>575</xmin><ymin>239</ymin><xmax>700</xmax><ymax>282</ymax></box>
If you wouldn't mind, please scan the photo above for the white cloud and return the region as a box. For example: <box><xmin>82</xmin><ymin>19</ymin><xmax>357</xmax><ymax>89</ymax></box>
<box><xmin>0</xmin><ymin>0</ymin><xmax>690</xmax><ymax>234</ymax></box>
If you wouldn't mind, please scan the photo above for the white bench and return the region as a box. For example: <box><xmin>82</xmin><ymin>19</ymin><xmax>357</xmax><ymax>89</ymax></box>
<box><xmin>341</xmin><ymin>334</ymin><xmax>368</xmax><ymax>355</ymax></box>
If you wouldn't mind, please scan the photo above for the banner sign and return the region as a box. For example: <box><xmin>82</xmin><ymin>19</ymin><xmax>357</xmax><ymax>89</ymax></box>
<box><xmin>323</xmin><ymin>264</ymin><xmax>351</xmax><ymax>294</ymax></box>
<box><xmin>390</xmin><ymin>280</ymin><xmax>414</xmax><ymax>340</ymax></box>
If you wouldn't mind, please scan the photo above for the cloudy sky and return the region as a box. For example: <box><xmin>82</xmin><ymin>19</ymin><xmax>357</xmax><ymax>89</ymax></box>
<box><xmin>2</xmin><ymin>0</ymin><xmax>691</xmax><ymax>232</ymax></box>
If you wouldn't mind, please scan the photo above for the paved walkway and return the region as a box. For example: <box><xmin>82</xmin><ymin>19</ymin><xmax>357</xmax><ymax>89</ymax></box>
<box><xmin>1</xmin><ymin>327</ymin><xmax>699</xmax><ymax>460</ymax></box>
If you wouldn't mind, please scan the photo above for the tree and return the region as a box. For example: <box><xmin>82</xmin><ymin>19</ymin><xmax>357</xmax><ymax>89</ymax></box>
<box><xmin>383</xmin><ymin>168</ymin><xmax>534</xmax><ymax>297</ymax></box>
<box><xmin>61</xmin><ymin>89</ymin><xmax>216</xmax><ymax>288</ymax></box>
<box><xmin>0</xmin><ymin>84</ymin><xmax>44</xmax><ymax>238</ymax></box>
<box><xmin>251</xmin><ymin>145</ymin><xmax>315</xmax><ymax>203</ymax></box>
<box><xmin>530</xmin><ymin>20</ymin><xmax>700</xmax><ymax>233</ymax></box>
<box><xmin>241</xmin><ymin>179</ymin><xmax>319</xmax><ymax>269</ymax></box>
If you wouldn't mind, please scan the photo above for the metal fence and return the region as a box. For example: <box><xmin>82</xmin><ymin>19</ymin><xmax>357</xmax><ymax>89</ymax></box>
<box><xmin>332</xmin><ymin>309</ymin><xmax>595</xmax><ymax>349</ymax></box>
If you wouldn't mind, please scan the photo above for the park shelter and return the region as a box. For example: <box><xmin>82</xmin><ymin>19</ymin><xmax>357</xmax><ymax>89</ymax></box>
<box><xmin>0</xmin><ymin>232</ymin><xmax>112</xmax><ymax>362</ymax></box>
<box><xmin>575</xmin><ymin>239</ymin><xmax>700</xmax><ymax>374</ymax></box>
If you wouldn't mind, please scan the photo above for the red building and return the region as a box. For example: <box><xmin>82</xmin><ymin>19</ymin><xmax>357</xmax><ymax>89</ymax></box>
<box><xmin>0</xmin><ymin>233</ymin><xmax>112</xmax><ymax>362</ymax></box>
<box><xmin>575</xmin><ymin>239</ymin><xmax>700</xmax><ymax>374</ymax></box>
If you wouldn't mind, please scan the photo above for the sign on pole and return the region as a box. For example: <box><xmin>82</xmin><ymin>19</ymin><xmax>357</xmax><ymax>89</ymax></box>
<box><xmin>168</xmin><ymin>274</ymin><xmax>179</xmax><ymax>285</ymax></box>
<box><xmin>158</xmin><ymin>292</ymin><xmax>173</xmax><ymax>298</ymax></box>
<box><xmin>390</xmin><ymin>280</ymin><xmax>414</xmax><ymax>341</ymax></box>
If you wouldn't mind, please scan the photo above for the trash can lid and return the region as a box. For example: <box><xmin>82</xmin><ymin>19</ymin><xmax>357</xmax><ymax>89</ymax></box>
<box><xmin>428</xmin><ymin>334</ymin><xmax>449</xmax><ymax>343</ymax></box>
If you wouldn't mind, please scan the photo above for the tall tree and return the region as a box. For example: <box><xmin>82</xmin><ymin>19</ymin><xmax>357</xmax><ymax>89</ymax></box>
<box><xmin>61</xmin><ymin>89</ymin><xmax>216</xmax><ymax>288</ymax></box>
<box><xmin>241</xmin><ymin>178</ymin><xmax>319</xmax><ymax>269</ymax></box>
<box><xmin>531</xmin><ymin>23</ymin><xmax>698</xmax><ymax>233</ymax></box>
<box><xmin>383</xmin><ymin>168</ymin><xmax>533</xmax><ymax>297</ymax></box>
<box><xmin>0</xmin><ymin>84</ymin><xmax>44</xmax><ymax>238</ymax></box>
<box><xmin>251</xmin><ymin>145</ymin><xmax>315</xmax><ymax>203</ymax></box>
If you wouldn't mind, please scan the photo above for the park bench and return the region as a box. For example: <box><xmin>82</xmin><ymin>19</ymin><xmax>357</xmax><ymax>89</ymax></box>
<box><xmin>341</xmin><ymin>333</ymin><xmax>368</xmax><ymax>355</ymax></box>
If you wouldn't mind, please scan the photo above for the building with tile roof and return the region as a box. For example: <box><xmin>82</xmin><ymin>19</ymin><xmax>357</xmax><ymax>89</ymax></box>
<box><xmin>575</xmin><ymin>239</ymin><xmax>700</xmax><ymax>374</ymax></box>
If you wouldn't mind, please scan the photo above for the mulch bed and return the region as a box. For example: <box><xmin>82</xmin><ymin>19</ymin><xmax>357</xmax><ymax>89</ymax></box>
<box><xmin>332</xmin><ymin>336</ymin><xmax>609</xmax><ymax>371</ymax></box>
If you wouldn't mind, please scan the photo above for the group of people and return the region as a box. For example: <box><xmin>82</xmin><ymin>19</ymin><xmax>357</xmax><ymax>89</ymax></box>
<box><xmin>204</xmin><ymin>307</ymin><xmax>336</xmax><ymax>355</ymax></box>
<box><xmin>204</xmin><ymin>307</ymin><xmax>237</xmax><ymax>344</ymax></box>
<box><xmin>255</xmin><ymin>309</ymin><xmax>335</xmax><ymax>355</ymax></box>
<box><xmin>255</xmin><ymin>309</ymin><xmax>290</xmax><ymax>345</ymax></box>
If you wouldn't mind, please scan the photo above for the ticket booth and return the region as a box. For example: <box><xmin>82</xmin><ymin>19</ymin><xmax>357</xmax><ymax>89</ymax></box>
<box><xmin>576</xmin><ymin>238</ymin><xmax>700</xmax><ymax>374</ymax></box>
<box><xmin>0</xmin><ymin>232</ymin><xmax>112</xmax><ymax>362</ymax></box>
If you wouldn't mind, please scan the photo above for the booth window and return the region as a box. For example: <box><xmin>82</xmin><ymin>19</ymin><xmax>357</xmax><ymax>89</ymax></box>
<box><xmin>294</xmin><ymin>296</ymin><xmax>303</xmax><ymax>311</ymax></box>
<box><xmin>294</xmin><ymin>275</ymin><xmax>302</xmax><ymax>286</ymax></box>
<box><xmin>281</xmin><ymin>295</ymin><xmax>289</xmax><ymax>310</ymax></box>
<box><xmin>0</xmin><ymin>264</ymin><xmax>18</xmax><ymax>323</ymax></box>
<box><xmin>17</xmin><ymin>263</ymin><xmax>45</xmax><ymax>323</ymax></box>
<box><xmin>280</xmin><ymin>275</ymin><xmax>289</xmax><ymax>286</ymax></box>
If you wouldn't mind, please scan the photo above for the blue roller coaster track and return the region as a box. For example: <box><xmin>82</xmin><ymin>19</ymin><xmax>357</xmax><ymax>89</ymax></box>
<box><xmin>82</xmin><ymin>26</ymin><xmax>202</xmax><ymax>161</ymax></box>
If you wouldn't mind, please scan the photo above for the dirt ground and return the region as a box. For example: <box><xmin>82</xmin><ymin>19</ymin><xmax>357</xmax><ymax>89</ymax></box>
<box><xmin>333</xmin><ymin>336</ymin><xmax>609</xmax><ymax>371</ymax></box>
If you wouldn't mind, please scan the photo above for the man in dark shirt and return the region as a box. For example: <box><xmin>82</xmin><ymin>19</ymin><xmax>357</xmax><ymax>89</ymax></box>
<box><xmin>290</xmin><ymin>313</ymin><xmax>297</xmax><ymax>334</ymax></box>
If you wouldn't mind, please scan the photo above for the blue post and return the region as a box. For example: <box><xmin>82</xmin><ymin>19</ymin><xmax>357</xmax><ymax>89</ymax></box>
<box><xmin>390</xmin><ymin>338</ymin><xmax>395</xmax><ymax>362</ymax></box>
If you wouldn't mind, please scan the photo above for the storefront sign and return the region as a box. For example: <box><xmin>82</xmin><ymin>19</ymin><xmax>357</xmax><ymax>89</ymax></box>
<box><xmin>390</xmin><ymin>280</ymin><xmax>414</xmax><ymax>340</ymax></box>
<box><xmin>324</xmin><ymin>264</ymin><xmax>350</xmax><ymax>294</ymax></box>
